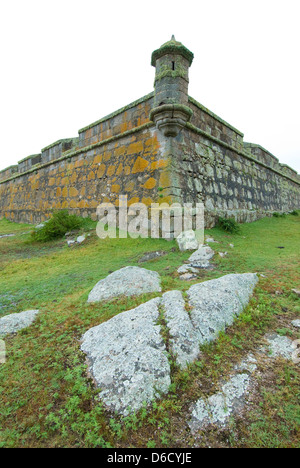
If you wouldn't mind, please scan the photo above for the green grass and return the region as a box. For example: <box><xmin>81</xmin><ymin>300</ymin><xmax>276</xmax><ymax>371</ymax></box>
<box><xmin>0</xmin><ymin>212</ymin><xmax>299</xmax><ymax>448</ymax></box>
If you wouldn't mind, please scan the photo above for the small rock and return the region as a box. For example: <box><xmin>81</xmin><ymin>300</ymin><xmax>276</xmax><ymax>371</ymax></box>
<box><xmin>291</xmin><ymin>319</ymin><xmax>300</xmax><ymax>328</ymax></box>
<box><xmin>87</xmin><ymin>266</ymin><xmax>161</xmax><ymax>303</ymax></box>
<box><xmin>76</xmin><ymin>235</ymin><xmax>86</xmax><ymax>244</ymax></box>
<box><xmin>291</xmin><ymin>289</ymin><xmax>300</xmax><ymax>297</ymax></box>
<box><xmin>176</xmin><ymin>230</ymin><xmax>199</xmax><ymax>252</ymax></box>
<box><xmin>177</xmin><ymin>265</ymin><xmax>198</xmax><ymax>274</ymax></box>
<box><xmin>67</xmin><ymin>240</ymin><xmax>75</xmax><ymax>246</ymax></box>
<box><xmin>0</xmin><ymin>310</ymin><xmax>39</xmax><ymax>337</ymax></box>
<box><xmin>179</xmin><ymin>273</ymin><xmax>197</xmax><ymax>281</ymax></box>
<box><xmin>138</xmin><ymin>251</ymin><xmax>167</xmax><ymax>263</ymax></box>
<box><xmin>234</xmin><ymin>354</ymin><xmax>257</xmax><ymax>374</ymax></box>
<box><xmin>0</xmin><ymin>234</ymin><xmax>16</xmax><ymax>239</ymax></box>
<box><xmin>229</xmin><ymin>244</ymin><xmax>234</xmax><ymax>248</ymax></box>
<box><xmin>188</xmin><ymin>245</ymin><xmax>215</xmax><ymax>269</ymax></box>
<box><xmin>263</xmin><ymin>333</ymin><xmax>295</xmax><ymax>360</ymax></box>
<box><xmin>218</xmin><ymin>252</ymin><xmax>228</xmax><ymax>258</ymax></box>
<box><xmin>0</xmin><ymin>340</ymin><xmax>5</xmax><ymax>364</ymax></box>
<box><xmin>206</xmin><ymin>237</ymin><xmax>218</xmax><ymax>243</ymax></box>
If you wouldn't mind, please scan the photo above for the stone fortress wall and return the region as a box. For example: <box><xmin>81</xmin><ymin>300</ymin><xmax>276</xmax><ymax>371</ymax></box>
<box><xmin>0</xmin><ymin>37</ymin><xmax>299</xmax><ymax>226</ymax></box>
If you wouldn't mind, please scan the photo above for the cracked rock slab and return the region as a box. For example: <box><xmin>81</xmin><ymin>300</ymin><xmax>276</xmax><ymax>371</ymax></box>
<box><xmin>87</xmin><ymin>266</ymin><xmax>161</xmax><ymax>303</ymax></box>
<box><xmin>81</xmin><ymin>273</ymin><xmax>258</xmax><ymax>414</ymax></box>
<box><xmin>81</xmin><ymin>298</ymin><xmax>170</xmax><ymax>415</ymax></box>
<box><xmin>0</xmin><ymin>310</ymin><xmax>39</xmax><ymax>337</ymax></box>
<box><xmin>161</xmin><ymin>290</ymin><xmax>201</xmax><ymax>367</ymax></box>
<box><xmin>187</xmin><ymin>273</ymin><xmax>258</xmax><ymax>344</ymax></box>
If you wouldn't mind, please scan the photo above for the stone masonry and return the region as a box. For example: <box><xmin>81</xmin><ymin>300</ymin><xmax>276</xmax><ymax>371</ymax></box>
<box><xmin>0</xmin><ymin>37</ymin><xmax>299</xmax><ymax>226</ymax></box>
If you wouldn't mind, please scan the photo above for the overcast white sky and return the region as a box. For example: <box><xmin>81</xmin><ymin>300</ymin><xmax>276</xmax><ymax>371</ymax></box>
<box><xmin>0</xmin><ymin>0</ymin><xmax>299</xmax><ymax>173</ymax></box>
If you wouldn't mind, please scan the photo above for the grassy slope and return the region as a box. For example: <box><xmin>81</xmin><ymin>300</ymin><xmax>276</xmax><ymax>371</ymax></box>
<box><xmin>0</xmin><ymin>214</ymin><xmax>299</xmax><ymax>448</ymax></box>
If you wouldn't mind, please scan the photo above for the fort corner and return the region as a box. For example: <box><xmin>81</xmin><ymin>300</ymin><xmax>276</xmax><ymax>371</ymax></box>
<box><xmin>0</xmin><ymin>37</ymin><xmax>299</xmax><ymax>226</ymax></box>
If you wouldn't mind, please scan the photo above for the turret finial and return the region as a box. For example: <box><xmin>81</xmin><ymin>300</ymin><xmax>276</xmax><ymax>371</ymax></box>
<box><xmin>171</xmin><ymin>35</ymin><xmax>175</xmax><ymax>41</ymax></box>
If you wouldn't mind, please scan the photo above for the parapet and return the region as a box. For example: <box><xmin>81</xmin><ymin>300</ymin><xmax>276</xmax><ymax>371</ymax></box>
<box><xmin>41</xmin><ymin>138</ymin><xmax>79</xmax><ymax>164</ymax></box>
<box><xmin>18</xmin><ymin>154</ymin><xmax>42</xmax><ymax>174</ymax></box>
<box><xmin>244</xmin><ymin>143</ymin><xmax>280</xmax><ymax>170</ymax></box>
<box><xmin>0</xmin><ymin>165</ymin><xmax>18</xmax><ymax>182</ymax></box>
<box><xmin>0</xmin><ymin>138</ymin><xmax>78</xmax><ymax>182</ymax></box>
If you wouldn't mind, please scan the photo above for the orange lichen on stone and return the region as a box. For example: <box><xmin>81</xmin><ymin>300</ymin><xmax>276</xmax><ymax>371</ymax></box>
<box><xmin>69</xmin><ymin>187</ymin><xmax>79</xmax><ymax>197</ymax></box>
<box><xmin>127</xmin><ymin>141</ymin><xmax>143</xmax><ymax>155</ymax></box>
<box><xmin>97</xmin><ymin>164</ymin><xmax>106</xmax><ymax>178</ymax></box>
<box><xmin>111</xmin><ymin>184</ymin><xmax>121</xmax><ymax>194</ymax></box>
<box><xmin>128</xmin><ymin>197</ymin><xmax>140</xmax><ymax>205</ymax></box>
<box><xmin>143</xmin><ymin>177</ymin><xmax>157</xmax><ymax>189</ymax></box>
<box><xmin>71</xmin><ymin>172</ymin><xmax>77</xmax><ymax>184</ymax></box>
<box><xmin>75</xmin><ymin>159</ymin><xmax>84</xmax><ymax>168</ymax></box>
<box><xmin>88</xmin><ymin>171</ymin><xmax>95</xmax><ymax>181</ymax></box>
<box><xmin>107</xmin><ymin>165</ymin><xmax>116</xmax><ymax>177</ymax></box>
<box><xmin>159</xmin><ymin>171</ymin><xmax>172</xmax><ymax>188</ymax></box>
<box><xmin>93</xmin><ymin>154</ymin><xmax>102</xmax><ymax>165</ymax></box>
<box><xmin>116</xmin><ymin>163</ymin><xmax>123</xmax><ymax>176</ymax></box>
<box><xmin>62</xmin><ymin>187</ymin><xmax>68</xmax><ymax>197</ymax></box>
<box><xmin>125</xmin><ymin>181</ymin><xmax>135</xmax><ymax>192</ymax></box>
<box><xmin>78</xmin><ymin>199</ymin><xmax>89</xmax><ymax>208</ymax></box>
<box><xmin>69</xmin><ymin>199</ymin><xmax>78</xmax><ymax>209</ymax></box>
<box><xmin>132</xmin><ymin>157</ymin><xmax>149</xmax><ymax>174</ymax></box>
<box><xmin>141</xmin><ymin>197</ymin><xmax>153</xmax><ymax>206</ymax></box>
<box><xmin>115</xmin><ymin>146</ymin><xmax>126</xmax><ymax>158</ymax></box>
<box><xmin>104</xmin><ymin>151</ymin><xmax>112</xmax><ymax>162</ymax></box>
<box><xmin>151</xmin><ymin>159</ymin><xmax>168</xmax><ymax>171</ymax></box>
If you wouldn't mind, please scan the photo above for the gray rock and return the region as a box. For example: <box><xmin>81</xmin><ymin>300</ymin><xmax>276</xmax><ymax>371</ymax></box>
<box><xmin>87</xmin><ymin>266</ymin><xmax>161</xmax><ymax>303</ymax></box>
<box><xmin>189</xmin><ymin>373</ymin><xmax>251</xmax><ymax>432</ymax></box>
<box><xmin>234</xmin><ymin>353</ymin><xmax>257</xmax><ymax>374</ymax></box>
<box><xmin>218</xmin><ymin>252</ymin><xmax>228</xmax><ymax>258</ymax></box>
<box><xmin>161</xmin><ymin>290</ymin><xmax>201</xmax><ymax>367</ymax></box>
<box><xmin>187</xmin><ymin>273</ymin><xmax>258</xmax><ymax>344</ymax></box>
<box><xmin>76</xmin><ymin>235</ymin><xmax>86</xmax><ymax>244</ymax></box>
<box><xmin>138</xmin><ymin>251</ymin><xmax>167</xmax><ymax>263</ymax></box>
<box><xmin>291</xmin><ymin>319</ymin><xmax>300</xmax><ymax>329</ymax></box>
<box><xmin>205</xmin><ymin>237</ymin><xmax>218</xmax><ymax>243</ymax></box>
<box><xmin>81</xmin><ymin>297</ymin><xmax>170</xmax><ymax>415</ymax></box>
<box><xmin>176</xmin><ymin>230</ymin><xmax>199</xmax><ymax>252</ymax></box>
<box><xmin>179</xmin><ymin>273</ymin><xmax>197</xmax><ymax>281</ymax></box>
<box><xmin>188</xmin><ymin>245</ymin><xmax>215</xmax><ymax>268</ymax></box>
<box><xmin>177</xmin><ymin>265</ymin><xmax>198</xmax><ymax>274</ymax></box>
<box><xmin>291</xmin><ymin>289</ymin><xmax>300</xmax><ymax>297</ymax></box>
<box><xmin>0</xmin><ymin>340</ymin><xmax>5</xmax><ymax>364</ymax></box>
<box><xmin>263</xmin><ymin>333</ymin><xmax>295</xmax><ymax>360</ymax></box>
<box><xmin>0</xmin><ymin>310</ymin><xmax>39</xmax><ymax>337</ymax></box>
<box><xmin>0</xmin><ymin>234</ymin><xmax>15</xmax><ymax>239</ymax></box>
<box><xmin>81</xmin><ymin>273</ymin><xmax>258</xmax><ymax>414</ymax></box>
